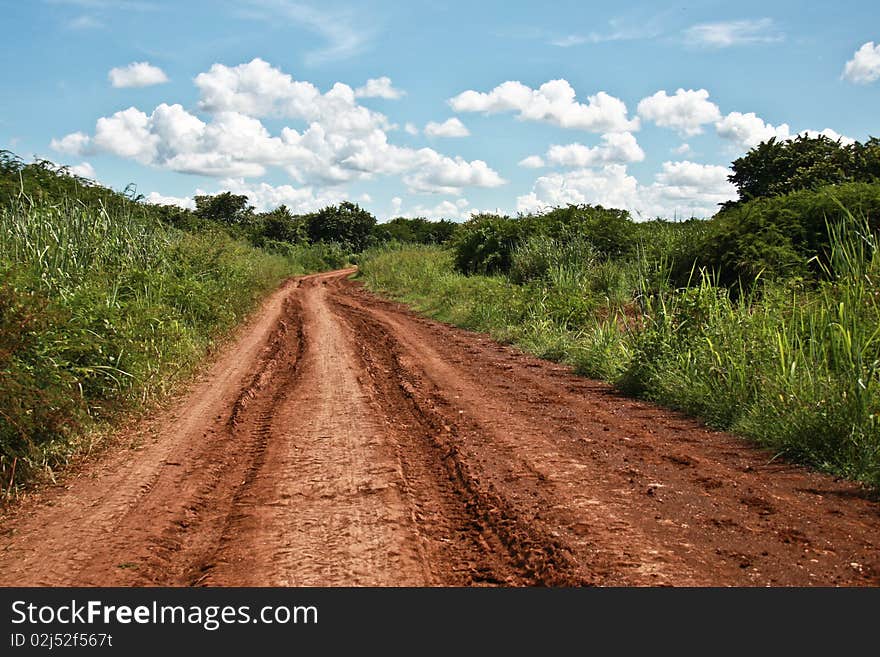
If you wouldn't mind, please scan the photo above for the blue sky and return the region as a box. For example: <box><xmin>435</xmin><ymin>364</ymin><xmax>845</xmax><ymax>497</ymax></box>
<box><xmin>1</xmin><ymin>0</ymin><xmax>878</xmax><ymax>220</ymax></box>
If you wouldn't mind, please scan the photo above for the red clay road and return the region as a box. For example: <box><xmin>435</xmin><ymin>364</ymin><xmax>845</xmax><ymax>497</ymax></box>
<box><xmin>1</xmin><ymin>269</ymin><xmax>878</xmax><ymax>586</ymax></box>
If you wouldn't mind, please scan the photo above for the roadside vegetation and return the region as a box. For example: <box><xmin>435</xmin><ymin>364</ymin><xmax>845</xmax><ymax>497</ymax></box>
<box><xmin>4</xmin><ymin>134</ymin><xmax>880</xmax><ymax>493</ymax></box>
<box><xmin>0</xmin><ymin>151</ymin><xmax>364</xmax><ymax>494</ymax></box>
<box><xmin>360</xmin><ymin>135</ymin><xmax>880</xmax><ymax>487</ymax></box>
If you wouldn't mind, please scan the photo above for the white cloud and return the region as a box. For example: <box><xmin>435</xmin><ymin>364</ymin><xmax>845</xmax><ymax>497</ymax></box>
<box><xmin>218</xmin><ymin>177</ymin><xmax>346</xmax><ymax>213</ymax></box>
<box><xmin>389</xmin><ymin>196</ymin><xmax>403</xmax><ymax>216</ymax></box>
<box><xmin>92</xmin><ymin>106</ymin><xmax>159</xmax><ymax>163</ymax></box>
<box><xmin>449</xmin><ymin>79</ymin><xmax>639</xmax><ymax>133</ymax></box>
<box><xmin>517</xmin><ymin>160</ymin><xmax>736</xmax><ymax>220</ymax></box>
<box><xmin>673</xmin><ymin>143</ymin><xmax>692</xmax><ymax>155</ymax></box>
<box><xmin>402</xmin><ymin>153</ymin><xmax>505</xmax><ymax>194</ymax></box>
<box><xmin>108</xmin><ymin>62</ymin><xmax>168</xmax><ymax>88</ymax></box>
<box><xmin>424</xmin><ymin>117</ymin><xmax>470</xmax><ymax>138</ymax></box>
<box><xmin>548</xmin><ymin>24</ymin><xmax>661</xmax><ymax>48</ymax></box>
<box><xmin>545</xmin><ymin>132</ymin><xmax>644</xmax><ymax>167</ymax></box>
<box><xmin>842</xmin><ymin>42</ymin><xmax>880</xmax><ymax>84</ymax></box>
<box><xmin>50</xmin><ymin>131</ymin><xmax>91</xmax><ymax>155</ymax></box>
<box><xmin>640</xmin><ymin>161</ymin><xmax>736</xmax><ymax>219</ymax></box>
<box><xmin>354</xmin><ymin>76</ymin><xmax>405</xmax><ymax>99</ymax></box>
<box><xmin>653</xmin><ymin>160</ymin><xmax>734</xmax><ymax>195</ymax></box>
<box><xmin>798</xmin><ymin>128</ymin><xmax>856</xmax><ymax>146</ymax></box>
<box><xmin>54</xmin><ymin>59</ymin><xmax>505</xmax><ymax>195</ymax></box>
<box><xmin>518</xmin><ymin>155</ymin><xmax>545</xmax><ymax>168</ymax></box>
<box><xmin>194</xmin><ymin>59</ymin><xmax>390</xmax><ymax>136</ymax></box>
<box><xmin>67</xmin><ymin>162</ymin><xmax>96</xmax><ymax>179</ymax></box>
<box><xmin>637</xmin><ymin>88</ymin><xmax>720</xmax><ymax>137</ymax></box>
<box><xmin>715</xmin><ymin>111</ymin><xmax>855</xmax><ymax>150</ymax></box>
<box><xmin>396</xmin><ymin>197</ymin><xmax>471</xmax><ymax>220</ymax></box>
<box><xmin>715</xmin><ymin>111</ymin><xmax>791</xmax><ymax>150</ymax></box>
<box><xmin>404</xmin><ymin>122</ymin><xmax>419</xmax><ymax>136</ymax></box>
<box><xmin>145</xmin><ymin>191</ymin><xmax>195</xmax><ymax>209</ymax></box>
<box><xmin>684</xmin><ymin>18</ymin><xmax>783</xmax><ymax>48</ymax></box>
<box><xmin>516</xmin><ymin>165</ymin><xmax>640</xmax><ymax>214</ymax></box>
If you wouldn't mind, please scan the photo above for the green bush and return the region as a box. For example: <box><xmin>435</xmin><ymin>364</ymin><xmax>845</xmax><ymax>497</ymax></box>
<box><xmin>681</xmin><ymin>182</ymin><xmax>880</xmax><ymax>288</ymax></box>
<box><xmin>359</xmin><ymin>205</ymin><xmax>880</xmax><ymax>487</ymax></box>
<box><xmin>0</xmin><ymin>197</ymin><xmax>306</xmax><ymax>492</ymax></box>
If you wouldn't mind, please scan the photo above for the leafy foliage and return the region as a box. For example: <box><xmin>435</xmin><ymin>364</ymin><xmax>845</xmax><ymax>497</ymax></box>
<box><xmin>452</xmin><ymin>205</ymin><xmax>637</xmax><ymax>275</ymax></box>
<box><xmin>304</xmin><ymin>202</ymin><xmax>376</xmax><ymax>252</ymax></box>
<box><xmin>193</xmin><ymin>191</ymin><xmax>254</xmax><ymax>225</ymax></box>
<box><xmin>372</xmin><ymin>217</ymin><xmax>460</xmax><ymax>245</ymax></box>
<box><xmin>681</xmin><ymin>182</ymin><xmax>880</xmax><ymax>287</ymax></box>
<box><xmin>361</xmin><ymin>205</ymin><xmax>880</xmax><ymax>487</ymax></box>
<box><xmin>0</xmin><ymin>152</ymin><xmax>355</xmax><ymax>494</ymax></box>
<box><xmin>728</xmin><ymin>135</ymin><xmax>880</xmax><ymax>204</ymax></box>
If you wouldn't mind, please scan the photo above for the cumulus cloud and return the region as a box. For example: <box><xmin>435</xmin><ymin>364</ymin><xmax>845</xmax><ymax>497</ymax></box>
<box><xmin>684</xmin><ymin>18</ymin><xmax>783</xmax><ymax>48</ymax></box>
<box><xmin>53</xmin><ymin>59</ymin><xmax>505</xmax><ymax>196</ymax></box>
<box><xmin>394</xmin><ymin>197</ymin><xmax>471</xmax><ymax>220</ymax></box>
<box><xmin>715</xmin><ymin>111</ymin><xmax>855</xmax><ymax>150</ymax></box>
<box><xmin>673</xmin><ymin>143</ymin><xmax>692</xmax><ymax>155</ymax></box>
<box><xmin>67</xmin><ymin>162</ymin><xmax>96</xmax><ymax>179</ymax></box>
<box><xmin>145</xmin><ymin>191</ymin><xmax>195</xmax><ymax>209</ymax></box>
<box><xmin>402</xmin><ymin>153</ymin><xmax>504</xmax><ymax>194</ymax></box>
<box><xmin>354</xmin><ymin>76</ymin><xmax>405</xmax><ymax>99</ymax></box>
<box><xmin>50</xmin><ymin>131</ymin><xmax>91</xmax><ymax>155</ymax></box>
<box><xmin>424</xmin><ymin>118</ymin><xmax>470</xmax><ymax>138</ymax></box>
<box><xmin>404</xmin><ymin>122</ymin><xmax>419</xmax><ymax>136</ymax></box>
<box><xmin>516</xmin><ymin>165</ymin><xmax>640</xmax><ymax>214</ymax></box>
<box><xmin>218</xmin><ymin>177</ymin><xmax>347</xmax><ymax>213</ymax></box>
<box><xmin>449</xmin><ymin>79</ymin><xmax>639</xmax><ymax>133</ymax></box>
<box><xmin>798</xmin><ymin>128</ymin><xmax>855</xmax><ymax>145</ymax></box>
<box><xmin>517</xmin><ymin>160</ymin><xmax>736</xmax><ymax>220</ymax></box>
<box><xmin>842</xmin><ymin>42</ymin><xmax>880</xmax><ymax>84</ymax></box>
<box><xmin>518</xmin><ymin>155</ymin><xmax>545</xmax><ymax>168</ymax></box>
<box><xmin>653</xmin><ymin>160</ymin><xmax>734</xmax><ymax>197</ymax></box>
<box><xmin>715</xmin><ymin>111</ymin><xmax>791</xmax><ymax>150</ymax></box>
<box><xmin>545</xmin><ymin>132</ymin><xmax>644</xmax><ymax>167</ymax></box>
<box><xmin>637</xmin><ymin>88</ymin><xmax>720</xmax><ymax>137</ymax></box>
<box><xmin>194</xmin><ymin>59</ymin><xmax>389</xmax><ymax>135</ymax></box>
<box><xmin>108</xmin><ymin>62</ymin><xmax>169</xmax><ymax>88</ymax></box>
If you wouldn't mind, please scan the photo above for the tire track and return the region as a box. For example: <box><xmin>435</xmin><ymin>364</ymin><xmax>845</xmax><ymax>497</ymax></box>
<box><xmin>1</xmin><ymin>269</ymin><xmax>878</xmax><ymax>587</ymax></box>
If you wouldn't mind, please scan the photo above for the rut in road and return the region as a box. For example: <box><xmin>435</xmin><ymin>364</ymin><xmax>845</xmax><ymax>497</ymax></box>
<box><xmin>0</xmin><ymin>269</ymin><xmax>878</xmax><ymax>586</ymax></box>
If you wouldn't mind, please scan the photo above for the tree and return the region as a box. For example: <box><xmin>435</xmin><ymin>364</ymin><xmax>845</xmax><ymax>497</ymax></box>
<box><xmin>727</xmin><ymin>135</ymin><xmax>880</xmax><ymax>204</ymax></box>
<box><xmin>193</xmin><ymin>192</ymin><xmax>254</xmax><ymax>225</ymax></box>
<box><xmin>305</xmin><ymin>202</ymin><xmax>376</xmax><ymax>251</ymax></box>
<box><xmin>372</xmin><ymin>217</ymin><xmax>461</xmax><ymax>245</ymax></box>
<box><xmin>257</xmin><ymin>205</ymin><xmax>305</xmax><ymax>244</ymax></box>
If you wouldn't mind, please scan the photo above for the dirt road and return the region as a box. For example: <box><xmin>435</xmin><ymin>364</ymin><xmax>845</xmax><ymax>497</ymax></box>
<box><xmin>1</xmin><ymin>269</ymin><xmax>878</xmax><ymax>586</ymax></box>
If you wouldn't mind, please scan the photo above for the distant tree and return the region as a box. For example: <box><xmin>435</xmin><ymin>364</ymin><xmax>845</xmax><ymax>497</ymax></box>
<box><xmin>727</xmin><ymin>135</ymin><xmax>880</xmax><ymax>204</ymax></box>
<box><xmin>535</xmin><ymin>204</ymin><xmax>636</xmax><ymax>258</ymax></box>
<box><xmin>305</xmin><ymin>202</ymin><xmax>376</xmax><ymax>251</ymax></box>
<box><xmin>193</xmin><ymin>192</ymin><xmax>254</xmax><ymax>225</ymax></box>
<box><xmin>257</xmin><ymin>204</ymin><xmax>305</xmax><ymax>244</ymax></box>
<box><xmin>453</xmin><ymin>213</ymin><xmax>521</xmax><ymax>274</ymax></box>
<box><xmin>372</xmin><ymin>217</ymin><xmax>461</xmax><ymax>245</ymax></box>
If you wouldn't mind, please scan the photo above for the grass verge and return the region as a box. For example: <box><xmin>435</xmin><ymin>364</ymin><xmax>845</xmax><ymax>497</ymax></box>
<box><xmin>0</xmin><ymin>197</ymin><xmax>345</xmax><ymax>495</ymax></box>
<box><xmin>358</xmin><ymin>214</ymin><xmax>880</xmax><ymax>489</ymax></box>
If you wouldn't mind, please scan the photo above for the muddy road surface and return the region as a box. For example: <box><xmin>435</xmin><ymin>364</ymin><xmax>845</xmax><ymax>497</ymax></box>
<box><xmin>1</xmin><ymin>269</ymin><xmax>878</xmax><ymax>586</ymax></box>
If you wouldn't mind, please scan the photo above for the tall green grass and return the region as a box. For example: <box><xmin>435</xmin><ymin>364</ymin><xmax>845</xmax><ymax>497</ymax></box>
<box><xmin>0</xmin><ymin>197</ymin><xmax>342</xmax><ymax>494</ymax></box>
<box><xmin>359</xmin><ymin>210</ymin><xmax>880</xmax><ymax>487</ymax></box>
